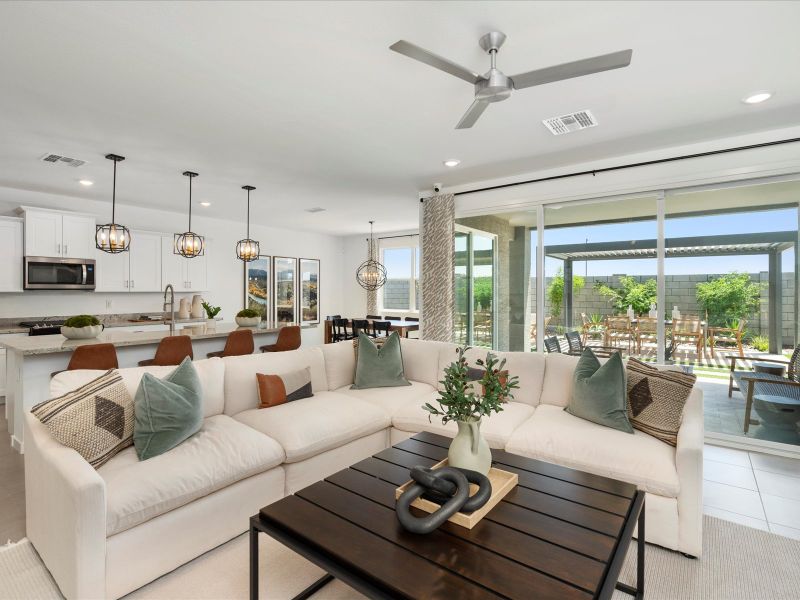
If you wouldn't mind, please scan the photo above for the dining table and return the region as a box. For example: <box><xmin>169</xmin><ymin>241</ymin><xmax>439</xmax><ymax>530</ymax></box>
<box><xmin>323</xmin><ymin>318</ymin><xmax>419</xmax><ymax>343</ymax></box>
<box><xmin>604</xmin><ymin>318</ymin><xmax>708</xmax><ymax>358</ymax></box>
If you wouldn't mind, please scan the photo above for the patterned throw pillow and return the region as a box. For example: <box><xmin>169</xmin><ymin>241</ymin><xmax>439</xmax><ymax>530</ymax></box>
<box><xmin>626</xmin><ymin>358</ymin><xmax>697</xmax><ymax>446</ymax></box>
<box><xmin>31</xmin><ymin>369</ymin><xmax>134</xmax><ymax>468</ymax></box>
<box><xmin>256</xmin><ymin>367</ymin><xmax>314</xmax><ymax>408</ymax></box>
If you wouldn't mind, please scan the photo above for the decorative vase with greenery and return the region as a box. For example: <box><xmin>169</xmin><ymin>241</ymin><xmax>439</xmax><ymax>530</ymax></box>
<box><xmin>202</xmin><ymin>302</ymin><xmax>221</xmax><ymax>327</ymax></box>
<box><xmin>235</xmin><ymin>308</ymin><xmax>261</xmax><ymax>327</ymax></box>
<box><xmin>422</xmin><ymin>347</ymin><xmax>519</xmax><ymax>475</ymax></box>
<box><xmin>61</xmin><ymin>315</ymin><xmax>103</xmax><ymax>340</ymax></box>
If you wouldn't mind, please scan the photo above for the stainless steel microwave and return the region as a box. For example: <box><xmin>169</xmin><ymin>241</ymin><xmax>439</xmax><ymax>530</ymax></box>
<box><xmin>24</xmin><ymin>256</ymin><xmax>96</xmax><ymax>290</ymax></box>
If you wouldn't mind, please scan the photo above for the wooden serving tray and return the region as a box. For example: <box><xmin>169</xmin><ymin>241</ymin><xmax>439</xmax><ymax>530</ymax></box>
<box><xmin>395</xmin><ymin>458</ymin><xmax>518</xmax><ymax>529</ymax></box>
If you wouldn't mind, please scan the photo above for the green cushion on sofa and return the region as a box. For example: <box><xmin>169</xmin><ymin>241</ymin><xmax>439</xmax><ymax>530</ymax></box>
<box><xmin>133</xmin><ymin>357</ymin><xmax>203</xmax><ymax>460</ymax></box>
<box><xmin>566</xmin><ymin>348</ymin><xmax>633</xmax><ymax>434</ymax></box>
<box><xmin>351</xmin><ymin>331</ymin><xmax>411</xmax><ymax>390</ymax></box>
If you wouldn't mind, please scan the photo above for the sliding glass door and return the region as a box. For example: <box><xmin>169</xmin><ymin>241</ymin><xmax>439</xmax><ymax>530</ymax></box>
<box><xmin>453</xmin><ymin>226</ymin><xmax>497</xmax><ymax>348</ymax></box>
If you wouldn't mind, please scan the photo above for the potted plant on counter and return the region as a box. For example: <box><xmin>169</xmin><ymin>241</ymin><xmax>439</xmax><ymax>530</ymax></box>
<box><xmin>202</xmin><ymin>302</ymin><xmax>221</xmax><ymax>329</ymax></box>
<box><xmin>422</xmin><ymin>347</ymin><xmax>518</xmax><ymax>475</ymax></box>
<box><xmin>235</xmin><ymin>308</ymin><xmax>261</xmax><ymax>327</ymax></box>
<box><xmin>61</xmin><ymin>315</ymin><xmax>103</xmax><ymax>340</ymax></box>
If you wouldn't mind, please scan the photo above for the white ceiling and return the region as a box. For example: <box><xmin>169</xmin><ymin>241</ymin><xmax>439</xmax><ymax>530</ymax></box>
<box><xmin>1</xmin><ymin>1</ymin><xmax>799</xmax><ymax>236</ymax></box>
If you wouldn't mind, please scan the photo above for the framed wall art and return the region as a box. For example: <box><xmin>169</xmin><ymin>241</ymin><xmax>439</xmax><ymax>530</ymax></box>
<box><xmin>298</xmin><ymin>258</ymin><xmax>320</xmax><ymax>325</ymax></box>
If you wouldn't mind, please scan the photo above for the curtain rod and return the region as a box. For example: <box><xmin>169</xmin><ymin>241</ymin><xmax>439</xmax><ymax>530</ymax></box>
<box><xmin>450</xmin><ymin>136</ymin><xmax>800</xmax><ymax>197</ymax></box>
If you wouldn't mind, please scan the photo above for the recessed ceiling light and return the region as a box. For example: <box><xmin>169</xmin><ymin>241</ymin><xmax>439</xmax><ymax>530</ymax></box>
<box><xmin>200</xmin><ymin>201</ymin><xmax>211</xmax><ymax>207</ymax></box>
<box><xmin>79</xmin><ymin>179</ymin><xmax>94</xmax><ymax>186</ymax></box>
<box><xmin>742</xmin><ymin>91</ymin><xmax>772</xmax><ymax>104</ymax></box>
<box><xmin>443</xmin><ymin>159</ymin><xmax>461</xmax><ymax>168</ymax></box>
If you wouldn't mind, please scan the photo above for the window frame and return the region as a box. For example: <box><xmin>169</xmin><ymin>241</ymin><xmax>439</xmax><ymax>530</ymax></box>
<box><xmin>377</xmin><ymin>236</ymin><xmax>420</xmax><ymax>315</ymax></box>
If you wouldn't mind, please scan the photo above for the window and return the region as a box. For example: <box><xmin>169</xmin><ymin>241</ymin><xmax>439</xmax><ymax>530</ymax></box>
<box><xmin>379</xmin><ymin>238</ymin><xmax>420</xmax><ymax>313</ymax></box>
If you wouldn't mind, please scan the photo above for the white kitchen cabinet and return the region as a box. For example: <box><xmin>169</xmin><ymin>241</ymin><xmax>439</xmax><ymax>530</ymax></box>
<box><xmin>21</xmin><ymin>207</ymin><xmax>95</xmax><ymax>259</ymax></box>
<box><xmin>0</xmin><ymin>218</ymin><xmax>23</xmax><ymax>292</ymax></box>
<box><xmin>61</xmin><ymin>214</ymin><xmax>96</xmax><ymax>259</ymax></box>
<box><xmin>96</xmin><ymin>230</ymin><xmax>162</xmax><ymax>292</ymax></box>
<box><xmin>160</xmin><ymin>235</ymin><xmax>208</xmax><ymax>291</ymax></box>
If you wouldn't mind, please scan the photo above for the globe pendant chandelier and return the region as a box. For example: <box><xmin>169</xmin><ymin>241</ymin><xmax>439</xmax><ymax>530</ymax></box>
<box><xmin>174</xmin><ymin>171</ymin><xmax>205</xmax><ymax>258</ymax></box>
<box><xmin>95</xmin><ymin>153</ymin><xmax>131</xmax><ymax>253</ymax></box>
<box><xmin>236</xmin><ymin>185</ymin><xmax>260</xmax><ymax>262</ymax></box>
<box><xmin>356</xmin><ymin>220</ymin><xmax>387</xmax><ymax>291</ymax></box>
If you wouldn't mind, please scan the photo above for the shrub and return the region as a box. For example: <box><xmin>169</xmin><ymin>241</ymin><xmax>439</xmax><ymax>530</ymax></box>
<box><xmin>546</xmin><ymin>268</ymin><xmax>585</xmax><ymax>318</ymax></box>
<box><xmin>696</xmin><ymin>272</ymin><xmax>762</xmax><ymax>326</ymax></box>
<box><xmin>64</xmin><ymin>315</ymin><xmax>100</xmax><ymax>328</ymax></box>
<box><xmin>594</xmin><ymin>276</ymin><xmax>657</xmax><ymax>315</ymax></box>
<box><xmin>750</xmin><ymin>335</ymin><xmax>769</xmax><ymax>352</ymax></box>
<box><xmin>236</xmin><ymin>308</ymin><xmax>260</xmax><ymax>318</ymax></box>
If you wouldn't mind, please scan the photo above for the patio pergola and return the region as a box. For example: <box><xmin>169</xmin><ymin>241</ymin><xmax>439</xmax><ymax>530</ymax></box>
<box><xmin>545</xmin><ymin>231</ymin><xmax>797</xmax><ymax>354</ymax></box>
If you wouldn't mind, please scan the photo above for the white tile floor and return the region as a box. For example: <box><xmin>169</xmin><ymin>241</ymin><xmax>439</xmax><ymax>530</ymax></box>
<box><xmin>704</xmin><ymin>444</ymin><xmax>800</xmax><ymax>540</ymax></box>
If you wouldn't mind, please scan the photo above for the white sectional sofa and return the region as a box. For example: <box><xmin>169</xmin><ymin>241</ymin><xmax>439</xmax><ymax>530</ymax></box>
<box><xmin>24</xmin><ymin>338</ymin><xmax>704</xmax><ymax>599</ymax></box>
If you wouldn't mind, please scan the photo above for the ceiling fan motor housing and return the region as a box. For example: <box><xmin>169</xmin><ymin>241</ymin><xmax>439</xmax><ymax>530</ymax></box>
<box><xmin>475</xmin><ymin>69</ymin><xmax>512</xmax><ymax>102</ymax></box>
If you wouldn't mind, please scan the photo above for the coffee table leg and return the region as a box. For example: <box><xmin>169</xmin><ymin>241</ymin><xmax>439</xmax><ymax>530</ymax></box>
<box><xmin>636</xmin><ymin>499</ymin><xmax>645</xmax><ymax>599</ymax></box>
<box><xmin>250</xmin><ymin>522</ymin><xmax>259</xmax><ymax>600</ymax></box>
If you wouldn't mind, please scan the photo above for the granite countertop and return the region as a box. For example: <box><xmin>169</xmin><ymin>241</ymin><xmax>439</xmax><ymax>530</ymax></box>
<box><xmin>0</xmin><ymin>322</ymin><xmax>310</xmax><ymax>356</ymax></box>
<box><xmin>0</xmin><ymin>313</ymin><xmax>211</xmax><ymax>335</ymax></box>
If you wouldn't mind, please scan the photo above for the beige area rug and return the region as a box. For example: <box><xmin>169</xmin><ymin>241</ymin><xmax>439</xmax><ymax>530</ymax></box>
<box><xmin>4</xmin><ymin>517</ymin><xmax>800</xmax><ymax>600</ymax></box>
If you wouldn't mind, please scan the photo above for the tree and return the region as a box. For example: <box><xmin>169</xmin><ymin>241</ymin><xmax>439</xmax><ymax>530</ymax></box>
<box><xmin>696</xmin><ymin>272</ymin><xmax>762</xmax><ymax>326</ymax></box>
<box><xmin>595</xmin><ymin>275</ymin><xmax>657</xmax><ymax>315</ymax></box>
<box><xmin>547</xmin><ymin>267</ymin><xmax>585</xmax><ymax>318</ymax></box>
<box><xmin>473</xmin><ymin>277</ymin><xmax>493</xmax><ymax>311</ymax></box>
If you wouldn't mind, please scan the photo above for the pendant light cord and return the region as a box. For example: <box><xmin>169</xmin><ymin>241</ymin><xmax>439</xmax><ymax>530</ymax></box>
<box><xmin>188</xmin><ymin>175</ymin><xmax>192</xmax><ymax>232</ymax></box>
<box><xmin>111</xmin><ymin>159</ymin><xmax>117</xmax><ymax>224</ymax></box>
<box><xmin>247</xmin><ymin>188</ymin><xmax>250</xmax><ymax>239</ymax></box>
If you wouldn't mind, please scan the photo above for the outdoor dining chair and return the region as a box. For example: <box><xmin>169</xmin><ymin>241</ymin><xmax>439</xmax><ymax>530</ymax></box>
<box><xmin>672</xmin><ymin>316</ymin><xmax>704</xmax><ymax>357</ymax></box>
<box><xmin>708</xmin><ymin>318</ymin><xmax>747</xmax><ymax>358</ymax></box>
<box><xmin>604</xmin><ymin>316</ymin><xmax>634</xmax><ymax>353</ymax></box>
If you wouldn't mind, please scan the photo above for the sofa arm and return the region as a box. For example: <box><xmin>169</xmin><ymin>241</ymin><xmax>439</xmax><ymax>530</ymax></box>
<box><xmin>675</xmin><ymin>386</ymin><xmax>704</xmax><ymax>558</ymax></box>
<box><xmin>24</xmin><ymin>413</ymin><xmax>107</xmax><ymax>599</ymax></box>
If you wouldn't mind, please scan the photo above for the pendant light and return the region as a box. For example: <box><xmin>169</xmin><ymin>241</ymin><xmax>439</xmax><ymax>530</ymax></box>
<box><xmin>236</xmin><ymin>185</ymin><xmax>260</xmax><ymax>262</ymax></box>
<box><xmin>356</xmin><ymin>220</ymin><xmax>386</xmax><ymax>291</ymax></box>
<box><xmin>174</xmin><ymin>171</ymin><xmax>205</xmax><ymax>258</ymax></box>
<box><xmin>95</xmin><ymin>154</ymin><xmax>131</xmax><ymax>253</ymax></box>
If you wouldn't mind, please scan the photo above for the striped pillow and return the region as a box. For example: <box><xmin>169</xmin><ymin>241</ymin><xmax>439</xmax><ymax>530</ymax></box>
<box><xmin>625</xmin><ymin>358</ymin><xmax>696</xmax><ymax>446</ymax></box>
<box><xmin>31</xmin><ymin>369</ymin><xmax>134</xmax><ymax>468</ymax></box>
<box><xmin>256</xmin><ymin>367</ymin><xmax>313</xmax><ymax>408</ymax></box>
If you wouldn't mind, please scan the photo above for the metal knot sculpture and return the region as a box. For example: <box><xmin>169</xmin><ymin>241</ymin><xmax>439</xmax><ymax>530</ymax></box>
<box><xmin>396</xmin><ymin>466</ymin><xmax>492</xmax><ymax>534</ymax></box>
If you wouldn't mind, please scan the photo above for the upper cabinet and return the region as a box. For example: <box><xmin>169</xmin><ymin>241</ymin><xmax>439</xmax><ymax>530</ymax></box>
<box><xmin>20</xmin><ymin>207</ymin><xmax>95</xmax><ymax>259</ymax></box>
<box><xmin>95</xmin><ymin>230</ymin><xmax>162</xmax><ymax>293</ymax></box>
<box><xmin>160</xmin><ymin>235</ymin><xmax>208</xmax><ymax>292</ymax></box>
<box><xmin>0</xmin><ymin>218</ymin><xmax>23</xmax><ymax>292</ymax></box>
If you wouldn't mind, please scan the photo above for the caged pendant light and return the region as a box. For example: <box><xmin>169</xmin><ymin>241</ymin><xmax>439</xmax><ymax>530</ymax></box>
<box><xmin>174</xmin><ymin>171</ymin><xmax>205</xmax><ymax>258</ymax></box>
<box><xmin>356</xmin><ymin>220</ymin><xmax>387</xmax><ymax>291</ymax></box>
<box><xmin>95</xmin><ymin>154</ymin><xmax>131</xmax><ymax>253</ymax></box>
<box><xmin>235</xmin><ymin>185</ymin><xmax>260</xmax><ymax>262</ymax></box>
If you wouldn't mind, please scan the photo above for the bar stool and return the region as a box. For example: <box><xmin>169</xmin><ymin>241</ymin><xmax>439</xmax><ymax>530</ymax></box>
<box><xmin>207</xmin><ymin>329</ymin><xmax>254</xmax><ymax>358</ymax></box>
<box><xmin>51</xmin><ymin>343</ymin><xmax>120</xmax><ymax>377</ymax></box>
<box><xmin>260</xmin><ymin>325</ymin><xmax>301</xmax><ymax>352</ymax></box>
<box><xmin>138</xmin><ymin>335</ymin><xmax>194</xmax><ymax>366</ymax></box>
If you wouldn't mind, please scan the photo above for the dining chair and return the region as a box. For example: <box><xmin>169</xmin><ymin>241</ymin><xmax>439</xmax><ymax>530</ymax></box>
<box><xmin>529</xmin><ymin>315</ymin><xmax>552</xmax><ymax>348</ymax></box>
<box><xmin>384</xmin><ymin>315</ymin><xmax>402</xmax><ymax>321</ymax></box>
<box><xmin>580</xmin><ymin>312</ymin><xmax>605</xmax><ymax>344</ymax></box>
<box><xmin>543</xmin><ymin>336</ymin><xmax>562</xmax><ymax>353</ymax></box>
<box><xmin>207</xmin><ymin>329</ymin><xmax>254</xmax><ymax>358</ymax></box>
<box><xmin>564</xmin><ymin>331</ymin><xmax>621</xmax><ymax>357</ymax></box>
<box><xmin>673</xmin><ymin>316</ymin><xmax>704</xmax><ymax>357</ymax></box>
<box><xmin>138</xmin><ymin>335</ymin><xmax>194</xmax><ymax>366</ymax></box>
<box><xmin>709</xmin><ymin>318</ymin><xmax>747</xmax><ymax>358</ymax></box>
<box><xmin>332</xmin><ymin>318</ymin><xmax>352</xmax><ymax>342</ymax></box>
<box><xmin>404</xmin><ymin>317</ymin><xmax>419</xmax><ymax>322</ymax></box>
<box><xmin>366</xmin><ymin>314</ymin><xmax>382</xmax><ymax>320</ymax></box>
<box><xmin>351</xmin><ymin>319</ymin><xmax>371</xmax><ymax>337</ymax></box>
<box><xmin>634</xmin><ymin>316</ymin><xmax>658</xmax><ymax>355</ymax></box>
<box><xmin>326</xmin><ymin>314</ymin><xmax>342</xmax><ymax>321</ymax></box>
<box><xmin>372</xmin><ymin>320</ymin><xmax>391</xmax><ymax>338</ymax></box>
<box><xmin>261</xmin><ymin>325</ymin><xmax>301</xmax><ymax>352</ymax></box>
<box><xmin>604</xmin><ymin>316</ymin><xmax>633</xmax><ymax>353</ymax></box>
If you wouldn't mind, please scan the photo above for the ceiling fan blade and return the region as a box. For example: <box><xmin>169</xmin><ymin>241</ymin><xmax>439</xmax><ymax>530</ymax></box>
<box><xmin>390</xmin><ymin>40</ymin><xmax>481</xmax><ymax>84</ymax></box>
<box><xmin>455</xmin><ymin>100</ymin><xmax>489</xmax><ymax>129</ymax></box>
<box><xmin>510</xmin><ymin>49</ymin><xmax>632</xmax><ymax>90</ymax></box>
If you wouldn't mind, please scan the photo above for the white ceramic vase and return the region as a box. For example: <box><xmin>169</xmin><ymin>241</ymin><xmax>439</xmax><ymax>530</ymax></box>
<box><xmin>448</xmin><ymin>418</ymin><xmax>491</xmax><ymax>475</ymax></box>
<box><xmin>178</xmin><ymin>298</ymin><xmax>191</xmax><ymax>319</ymax></box>
<box><xmin>190</xmin><ymin>295</ymin><xmax>204</xmax><ymax>318</ymax></box>
<box><xmin>235</xmin><ymin>316</ymin><xmax>261</xmax><ymax>327</ymax></box>
<box><xmin>61</xmin><ymin>325</ymin><xmax>103</xmax><ymax>340</ymax></box>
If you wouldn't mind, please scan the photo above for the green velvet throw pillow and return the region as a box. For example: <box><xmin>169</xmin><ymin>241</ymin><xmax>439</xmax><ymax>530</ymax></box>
<box><xmin>350</xmin><ymin>331</ymin><xmax>411</xmax><ymax>389</ymax></box>
<box><xmin>133</xmin><ymin>357</ymin><xmax>203</xmax><ymax>460</ymax></box>
<box><xmin>566</xmin><ymin>348</ymin><xmax>633</xmax><ymax>434</ymax></box>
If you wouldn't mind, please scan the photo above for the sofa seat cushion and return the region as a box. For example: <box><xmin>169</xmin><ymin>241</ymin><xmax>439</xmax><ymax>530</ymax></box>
<box><xmin>233</xmin><ymin>391</ymin><xmax>390</xmax><ymax>463</ymax></box>
<box><xmin>98</xmin><ymin>414</ymin><xmax>284</xmax><ymax>536</ymax></box>
<box><xmin>505</xmin><ymin>404</ymin><xmax>679</xmax><ymax>497</ymax></box>
<box><xmin>392</xmin><ymin>394</ymin><xmax>535</xmax><ymax>449</ymax></box>
<box><xmin>335</xmin><ymin>380</ymin><xmax>435</xmax><ymax>417</ymax></box>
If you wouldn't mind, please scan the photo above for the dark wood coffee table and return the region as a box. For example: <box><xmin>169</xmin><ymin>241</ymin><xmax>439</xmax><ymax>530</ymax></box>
<box><xmin>250</xmin><ymin>432</ymin><xmax>644</xmax><ymax>600</ymax></box>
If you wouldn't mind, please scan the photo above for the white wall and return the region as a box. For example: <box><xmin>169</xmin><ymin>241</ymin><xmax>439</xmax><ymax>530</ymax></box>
<box><xmin>0</xmin><ymin>188</ymin><xmax>344</xmax><ymax>345</ymax></box>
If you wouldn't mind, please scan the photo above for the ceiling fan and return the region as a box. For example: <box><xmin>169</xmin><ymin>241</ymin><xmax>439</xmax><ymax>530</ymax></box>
<box><xmin>389</xmin><ymin>32</ymin><xmax>632</xmax><ymax>129</ymax></box>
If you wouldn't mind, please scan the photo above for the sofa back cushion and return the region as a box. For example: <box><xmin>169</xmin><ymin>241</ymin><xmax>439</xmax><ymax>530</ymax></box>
<box><xmin>223</xmin><ymin>347</ymin><xmax>327</xmax><ymax>416</ymax></box>
<box><xmin>49</xmin><ymin>357</ymin><xmax>226</xmax><ymax>418</ymax></box>
<box><xmin>320</xmin><ymin>340</ymin><xmax>357</xmax><ymax>390</ymax></box>
<box><xmin>540</xmin><ymin>352</ymin><xmax>580</xmax><ymax>407</ymax></box>
<box><xmin>401</xmin><ymin>338</ymin><xmax>456</xmax><ymax>388</ymax></box>
<box><xmin>450</xmin><ymin>347</ymin><xmax>546</xmax><ymax>407</ymax></box>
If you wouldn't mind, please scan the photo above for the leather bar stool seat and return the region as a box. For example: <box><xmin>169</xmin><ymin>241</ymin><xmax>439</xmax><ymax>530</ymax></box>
<box><xmin>138</xmin><ymin>335</ymin><xmax>194</xmax><ymax>366</ymax></box>
<box><xmin>51</xmin><ymin>343</ymin><xmax>120</xmax><ymax>377</ymax></box>
<box><xmin>207</xmin><ymin>329</ymin><xmax>254</xmax><ymax>358</ymax></box>
<box><xmin>260</xmin><ymin>325</ymin><xmax>301</xmax><ymax>353</ymax></box>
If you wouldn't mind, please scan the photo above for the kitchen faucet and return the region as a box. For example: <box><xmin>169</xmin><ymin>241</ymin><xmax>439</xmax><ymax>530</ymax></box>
<box><xmin>163</xmin><ymin>284</ymin><xmax>175</xmax><ymax>335</ymax></box>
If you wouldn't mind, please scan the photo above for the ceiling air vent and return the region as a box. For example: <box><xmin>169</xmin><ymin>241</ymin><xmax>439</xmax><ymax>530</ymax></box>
<box><xmin>305</xmin><ymin>207</ymin><xmax>326</xmax><ymax>213</ymax></box>
<box><xmin>39</xmin><ymin>153</ymin><xmax>87</xmax><ymax>168</ymax></box>
<box><xmin>542</xmin><ymin>110</ymin><xmax>597</xmax><ymax>136</ymax></box>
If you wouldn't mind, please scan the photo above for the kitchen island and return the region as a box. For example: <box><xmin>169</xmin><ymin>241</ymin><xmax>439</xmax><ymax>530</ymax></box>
<box><xmin>1</xmin><ymin>322</ymin><xmax>309</xmax><ymax>452</ymax></box>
